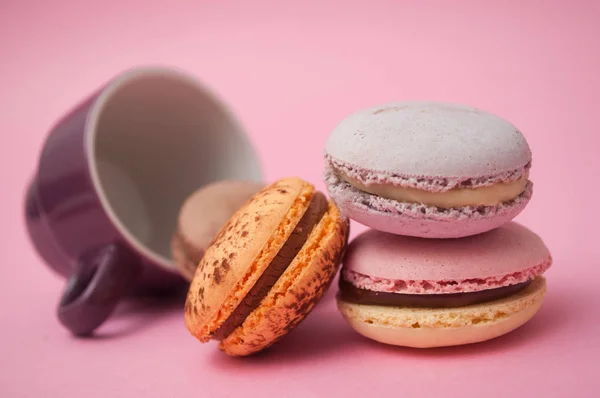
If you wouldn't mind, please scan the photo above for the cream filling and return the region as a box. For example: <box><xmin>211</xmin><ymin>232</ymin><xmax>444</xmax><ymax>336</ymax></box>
<box><xmin>341</xmin><ymin>172</ymin><xmax>529</xmax><ymax>208</ymax></box>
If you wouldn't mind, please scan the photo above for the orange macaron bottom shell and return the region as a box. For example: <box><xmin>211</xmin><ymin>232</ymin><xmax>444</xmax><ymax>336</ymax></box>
<box><xmin>337</xmin><ymin>276</ymin><xmax>546</xmax><ymax>348</ymax></box>
<box><xmin>211</xmin><ymin>192</ymin><xmax>329</xmax><ymax>341</ymax></box>
<box><xmin>184</xmin><ymin>177</ymin><xmax>349</xmax><ymax>356</ymax></box>
<box><xmin>219</xmin><ymin>201</ymin><xmax>348</xmax><ymax>356</ymax></box>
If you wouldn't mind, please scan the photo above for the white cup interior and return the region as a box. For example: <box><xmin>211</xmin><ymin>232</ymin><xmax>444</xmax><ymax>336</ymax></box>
<box><xmin>86</xmin><ymin>68</ymin><xmax>262</xmax><ymax>270</ymax></box>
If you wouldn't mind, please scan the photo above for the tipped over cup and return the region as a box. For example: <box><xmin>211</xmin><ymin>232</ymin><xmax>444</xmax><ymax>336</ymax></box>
<box><xmin>24</xmin><ymin>66</ymin><xmax>262</xmax><ymax>336</ymax></box>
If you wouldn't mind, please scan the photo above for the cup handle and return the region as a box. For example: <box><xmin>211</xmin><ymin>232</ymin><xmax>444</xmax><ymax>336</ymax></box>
<box><xmin>57</xmin><ymin>243</ymin><xmax>142</xmax><ymax>336</ymax></box>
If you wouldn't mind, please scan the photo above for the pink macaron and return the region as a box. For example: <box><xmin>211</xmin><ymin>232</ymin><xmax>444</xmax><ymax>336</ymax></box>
<box><xmin>323</xmin><ymin>101</ymin><xmax>533</xmax><ymax>238</ymax></box>
<box><xmin>336</xmin><ymin>222</ymin><xmax>552</xmax><ymax>348</ymax></box>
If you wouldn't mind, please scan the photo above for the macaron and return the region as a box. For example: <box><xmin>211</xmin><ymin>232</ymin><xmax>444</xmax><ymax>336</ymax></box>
<box><xmin>184</xmin><ymin>177</ymin><xmax>350</xmax><ymax>356</ymax></box>
<box><xmin>171</xmin><ymin>180</ymin><xmax>264</xmax><ymax>281</ymax></box>
<box><xmin>337</xmin><ymin>222</ymin><xmax>551</xmax><ymax>348</ymax></box>
<box><xmin>324</xmin><ymin>101</ymin><xmax>533</xmax><ymax>238</ymax></box>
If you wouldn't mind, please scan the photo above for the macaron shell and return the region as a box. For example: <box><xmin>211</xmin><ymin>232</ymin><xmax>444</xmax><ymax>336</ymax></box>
<box><xmin>337</xmin><ymin>276</ymin><xmax>546</xmax><ymax>348</ymax></box>
<box><xmin>219</xmin><ymin>202</ymin><xmax>350</xmax><ymax>356</ymax></box>
<box><xmin>344</xmin><ymin>222</ymin><xmax>551</xmax><ymax>285</ymax></box>
<box><xmin>185</xmin><ymin>178</ymin><xmax>313</xmax><ymax>341</ymax></box>
<box><xmin>171</xmin><ymin>232</ymin><xmax>203</xmax><ymax>282</ymax></box>
<box><xmin>324</xmin><ymin>101</ymin><xmax>531</xmax><ymax>184</ymax></box>
<box><xmin>325</xmin><ymin>168</ymin><xmax>532</xmax><ymax>238</ymax></box>
<box><xmin>178</xmin><ymin>181</ymin><xmax>264</xmax><ymax>252</ymax></box>
<box><xmin>173</xmin><ymin>180</ymin><xmax>264</xmax><ymax>282</ymax></box>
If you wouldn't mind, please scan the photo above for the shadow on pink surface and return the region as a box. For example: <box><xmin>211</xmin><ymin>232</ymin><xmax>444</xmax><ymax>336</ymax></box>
<box><xmin>211</xmin><ymin>285</ymin><xmax>572</xmax><ymax>366</ymax></box>
<box><xmin>87</xmin><ymin>288</ymin><xmax>188</xmax><ymax>339</ymax></box>
<box><xmin>56</xmin><ymin>273</ymin><xmax>575</xmax><ymax>359</ymax></box>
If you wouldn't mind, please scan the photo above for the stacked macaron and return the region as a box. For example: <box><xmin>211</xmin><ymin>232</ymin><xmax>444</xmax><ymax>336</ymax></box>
<box><xmin>324</xmin><ymin>101</ymin><xmax>552</xmax><ymax>348</ymax></box>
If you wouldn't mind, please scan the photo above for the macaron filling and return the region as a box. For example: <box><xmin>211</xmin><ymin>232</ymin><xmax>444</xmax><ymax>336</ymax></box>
<box><xmin>212</xmin><ymin>192</ymin><xmax>329</xmax><ymax>340</ymax></box>
<box><xmin>338</xmin><ymin>171</ymin><xmax>529</xmax><ymax>208</ymax></box>
<box><xmin>338</xmin><ymin>278</ymin><xmax>532</xmax><ymax>308</ymax></box>
<box><xmin>338</xmin><ymin>258</ymin><xmax>550</xmax><ymax>309</ymax></box>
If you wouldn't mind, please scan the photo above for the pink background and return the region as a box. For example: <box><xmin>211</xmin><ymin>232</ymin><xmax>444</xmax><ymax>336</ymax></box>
<box><xmin>1</xmin><ymin>0</ymin><xmax>599</xmax><ymax>396</ymax></box>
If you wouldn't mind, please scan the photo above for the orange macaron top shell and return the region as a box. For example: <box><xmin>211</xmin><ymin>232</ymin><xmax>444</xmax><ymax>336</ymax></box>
<box><xmin>184</xmin><ymin>177</ymin><xmax>349</xmax><ymax>356</ymax></box>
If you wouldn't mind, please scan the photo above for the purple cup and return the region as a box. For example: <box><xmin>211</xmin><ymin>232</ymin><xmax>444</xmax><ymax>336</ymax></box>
<box><xmin>25</xmin><ymin>66</ymin><xmax>262</xmax><ymax>336</ymax></box>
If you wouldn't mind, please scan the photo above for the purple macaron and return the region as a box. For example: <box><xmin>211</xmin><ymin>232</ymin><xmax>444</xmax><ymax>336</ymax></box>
<box><xmin>323</xmin><ymin>101</ymin><xmax>533</xmax><ymax>238</ymax></box>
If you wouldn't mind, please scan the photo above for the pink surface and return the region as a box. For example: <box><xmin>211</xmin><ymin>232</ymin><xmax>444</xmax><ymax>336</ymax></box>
<box><xmin>324</xmin><ymin>102</ymin><xmax>532</xmax><ymax>188</ymax></box>
<box><xmin>324</xmin><ymin>166</ymin><xmax>532</xmax><ymax>238</ymax></box>
<box><xmin>341</xmin><ymin>224</ymin><xmax>551</xmax><ymax>294</ymax></box>
<box><xmin>1</xmin><ymin>1</ymin><xmax>599</xmax><ymax>397</ymax></box>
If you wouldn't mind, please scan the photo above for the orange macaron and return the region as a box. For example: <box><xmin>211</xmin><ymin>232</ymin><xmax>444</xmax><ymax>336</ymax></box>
<box><xmin>184</xmin><ymin>177</ymin><xmax>349</xmax><ymax>356</ymax></box>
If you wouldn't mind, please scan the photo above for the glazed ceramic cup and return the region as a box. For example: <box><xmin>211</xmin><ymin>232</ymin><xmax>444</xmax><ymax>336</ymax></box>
<box><xmin>24</xmin><ymin>66</ymin><xmax>262</xmax><ymax>336</ymax></box>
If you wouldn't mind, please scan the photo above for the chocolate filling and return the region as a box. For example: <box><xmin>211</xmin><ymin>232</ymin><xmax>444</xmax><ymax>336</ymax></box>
<box><xmin>212</xmin><ymin>192</ymin><xmax>328</xmax><ymax>340</ymax></box>
<box><xmin>338</xmin><ymin>278</ymin><xmax>532</xmax><ymax>308</ymax></box>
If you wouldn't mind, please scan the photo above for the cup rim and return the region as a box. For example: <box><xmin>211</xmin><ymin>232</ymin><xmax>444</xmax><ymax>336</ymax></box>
<box><xmin>83</xmin><ymin>65</ymin><xmax>257</xmax><ymax>272</ymax></box>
